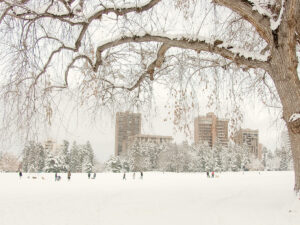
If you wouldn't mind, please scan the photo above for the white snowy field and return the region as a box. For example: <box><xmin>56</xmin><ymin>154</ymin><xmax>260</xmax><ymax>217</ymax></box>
<box><xmin>0</xmin><ymin>172</ymin><xmax>299</xmax><ymax>225</ymax></box>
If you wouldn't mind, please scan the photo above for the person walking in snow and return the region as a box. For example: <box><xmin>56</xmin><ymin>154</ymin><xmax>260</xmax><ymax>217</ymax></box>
<box><xmin>132</xmin><ymin>172</ymin><xmax>136</xmax><ymax>179</ymax></box>
<box><xmin>140</xmin><ymin>171</ymin><xmax>143</xmax><ymax>179</ymax></box>
<box><xmin>206</xmin><ymin>171</ymin><xmax>210</xmax><ymax>178</ymax></box>
<box><xmin>88</xmin><ymin>172</ymin><xmax>91</xmax><ymax>179</ymax></box>
<box><xmin>55</xmin><ymin>172</ymin><xmax>58</xmax><ymax>181</ymax></box>
<box><xmin>67</xmin><ymin>171</ymin><xmax>71</xmax><ymax>181</ymax></box>
<box><xmin>19</xmin><ymin>170</ymin><xmax>22</xmax><ymax>179</ymax></box>
<box><xmin>212</xmin><ymin>171</ymin><xmax>215</xmax><ymax>178</ymax></box>
<box><xmin>93</xmin><ymin>172</ymin><xmax>96</xmax><ymax>179</ymax></box>
<box><xmin>123</xmin><ymin>172</ymin><xmax>126</xmax><ymax>180</ymax></box>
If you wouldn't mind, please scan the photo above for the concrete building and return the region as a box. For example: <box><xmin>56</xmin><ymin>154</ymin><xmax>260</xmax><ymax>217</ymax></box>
<box><xmin>234</xmin><ymin>129</ymin><xmax>259</xmax><ymax>158</ymax></box>
<box><xmin>44</xmin><ymin>140</ymin><xmax>56</xmax><ymax>152</ymax></box>
<box><xmin>115</xmin><ymin>112</ymin><xmax>142</xmax><ymax>156</ymax></box>
<box><xmin>44</xmin><ymin>140</ymin><xmax>63</xmax><ymax>153</ymax></box>
<box><xmin>281</xmin><ymin>131</ymin><xmax>291</xmax><ymax>151</ymax></box>
<box><xmin>258</xmin><ymin>143</ymin><xmax>263</xmax><ymax>160</ymax></box>
<box><xmin>128</xmin><ymin>134</ymin><xmax>173</xmax><ymax>147</ymax></box>
<box><xmin>194</xmin><ymin>112</ymin><xmax>229</xmax><ymax>147</ymax></box>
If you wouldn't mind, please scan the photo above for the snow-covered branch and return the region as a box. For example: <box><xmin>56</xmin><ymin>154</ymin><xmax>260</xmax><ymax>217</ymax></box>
<box><xmin>213</xmin><ymin>0</ymin><xmax>273</xmax><ymax>44</ymax></box>
<box><xmin>94</xmin><ymin>33</ymin><xmax>271</xmax><ymax>73</ymax></box>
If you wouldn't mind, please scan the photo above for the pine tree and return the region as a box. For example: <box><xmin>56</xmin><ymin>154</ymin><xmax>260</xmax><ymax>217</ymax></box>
<box><xmin>44</xmin><ymin>149</ymin><xmax>68</xmax><ymax>173</ymax></box>
<box><xmin>105</xmin><ymin>156</ymin><xmax>122</xmax><ymax>172</ymax></box>
<box><xmin>81</xmin><ymin>141</ymin><xmax>95</xmax><ymax>172</ymax></box>
<box><xmin>69</xmin><ymin>142</ymin><xmax>81</xmax><ymax>172</ymax></box>
<box><xmin>22</xmin><ymin>141</ymin><xmax>46</xmax><ymax>172</ymax></box>
<box><xmin>62</xmin><ymin>140</ymin><xmax>70</xmax><ymax>170</ymax></box>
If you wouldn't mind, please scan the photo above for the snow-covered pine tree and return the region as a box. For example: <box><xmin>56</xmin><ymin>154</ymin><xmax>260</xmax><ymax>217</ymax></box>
<box><xmin>69</xmin><ymin>142</ymin><xmax>82</xmax><ymax>172</ymax></box>
<box><xmin>44</xmin><ymin>149</ymin><xmax>68</xmax><ymax>173</ymax></box>
<box><xmin>62</xmin><ymin>140</ymin><xmax>70</xmax><ymax>170</ymax></box>
<box><xmin>81</xmin><ymin>141</ymin><xmax>95</xmax><ymax>172</ymax></box>
<box><xmin>22</xmin><ymin>141</ymin><xmax>46</xmax><ymax>172</ymax></box>
<box><xmin>105</xmin><ymin>156</ymin><xmax>122</xmax><ymax>172</ymax></box>
<box><xmin>128</xmin><ymin>140</ymin><xmax>143</xmax><ymax>172</ymax></box>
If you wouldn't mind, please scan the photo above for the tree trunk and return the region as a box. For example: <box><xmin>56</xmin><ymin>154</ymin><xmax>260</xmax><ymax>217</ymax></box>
<box><xmin>271</xmin><ymin>59</ymin><xmax>300</xmax><ymax>191</ymax></box>
<box><xmin>269</xmin><ymin>0</ymin><xmax>300</xmax><ymax>191</ymax></box>
<box><xmin>288</xmin><ymin>130</ymin><xmax>300</xmax><ymax>191</ymax></box>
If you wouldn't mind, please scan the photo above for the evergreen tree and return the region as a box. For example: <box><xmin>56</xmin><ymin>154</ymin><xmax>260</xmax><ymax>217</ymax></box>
<box><xmin>69</xmin><ymin>142</ymin><xmax>81</xmax><ymax>172</ymax></box>
<box><xmin>44</xmin><ymin>149</ymin><xmax>68</xmax><ymax>173</ymax></box>
<box><xmin>22</xmin><ymin>141</ymin><xmax>46</xmax><ymax>172</ymax></box>
<box><xmin>62</xmin><ymin>140</ymin><xmax>70</xmax><ymax>169</ymax></box>
<box><xmin>81</xmin><ymin>141</ymin><xmax>95</xmax><ymax>172</ymax></box>
<box><xmin>105</xmin><ymin>156</ymin><xmax>122</xmax><ymax>172</ymax></box>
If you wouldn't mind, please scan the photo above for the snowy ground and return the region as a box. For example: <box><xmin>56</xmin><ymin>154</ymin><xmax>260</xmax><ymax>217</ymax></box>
<box><xmin>0</xmin><ymin>171</ymin><xmax>299</xmax><ymax>225</ymax></box>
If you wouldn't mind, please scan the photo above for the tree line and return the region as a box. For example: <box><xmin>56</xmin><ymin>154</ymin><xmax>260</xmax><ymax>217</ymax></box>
<box><xmin>21</xmin><ymin>140</ymin><xmax>95</xmax><ymax>173</ymax></box>
<box><xmin>105</xmin><ymin>141</ymin><xmax>293</xmax><ymax>173</ymax></box>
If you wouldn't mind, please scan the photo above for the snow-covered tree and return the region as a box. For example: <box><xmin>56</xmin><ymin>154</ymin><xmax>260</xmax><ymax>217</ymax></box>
<box><xmin>22</xmin><ymin>141</ymin><xmax>45</xmax><ymax>172</ymax></box>
<box><xmin>69</xmin><ymin>142</ymin><xmax>82</xmax><ymax>172</ymax></box>
<box><xmin>44</xmin><ymin>149</ymin><xmax>68</xmax><ymax>173</ymax></box>
<box><xmin>81</xmin><ymin>141</ymin><xmax>95</xmax><ymax>172</ymax></box>
<box><xmin>105</xmin><ymin>156</ymin><xmax>122</xmax><ymax>173</ymax></box>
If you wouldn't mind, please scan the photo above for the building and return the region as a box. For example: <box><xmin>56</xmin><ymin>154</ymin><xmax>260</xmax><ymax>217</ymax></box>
<box><xmin>44</xmin><ymin>139</ymin><xmax>63</xmax><ymax>153</ymax></box>
<box><xmin>281</xmin><ymin>131</ymin><xmax>291</xmax><ymax>151</ymax></box>
<box><xmin>127</xmin><ymin>134</ymin><xmax>173</xmax><ymax>147</ymax></box>
<box><xmin>258</xmin><ymin>143</ymin><xmax>263</xmax><ymax>160</ymax></box>
<box><xmin>115</xmin><ymin>111</ymin><xmax>142</xmax><ymax>156</ymax></box>
<box><xmin>44</xmin><ymin>140</ymin><xmax>56</xmax><ymax>152</ymax></box>
<box><xmin>194</xmin><ymin>112</ymin><xmax>229</xmax><ymax>147</ymax></box>
<box><xmin>234</xmin><ymin>129</ymin><xmax>259</xmax><ymax>158</ymax></box>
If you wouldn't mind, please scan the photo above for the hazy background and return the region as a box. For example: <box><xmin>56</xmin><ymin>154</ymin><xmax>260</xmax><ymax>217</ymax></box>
<box><xmin>4</xmin><ymin>84</ymin><xmax>283</xmax><ymax>163</ymax></box>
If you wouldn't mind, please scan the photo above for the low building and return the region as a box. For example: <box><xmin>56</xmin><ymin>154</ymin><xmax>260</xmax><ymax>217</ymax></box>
<box><xmin>128</xmin><ymin>134</ymin><xmax>173</xmax><ymax>147</ymax></box>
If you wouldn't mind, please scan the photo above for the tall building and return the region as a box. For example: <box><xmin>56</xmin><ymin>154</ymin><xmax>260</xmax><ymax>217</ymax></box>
<box><xmin>194</xmin><ymin>112</ymin><xmax>229</xmax><ymax>147</ymax></box>
<box><xmin>234</xmin><ymin>129</ymin><xmax>259</xmax><ymax>157</ymax></box>
<box><xmin>115</xmin><ymin>111</ymin><xmax>142</xmax><ymax>156</ymax></box>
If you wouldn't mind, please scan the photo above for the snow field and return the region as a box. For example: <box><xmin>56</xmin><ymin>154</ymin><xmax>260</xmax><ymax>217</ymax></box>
<box><xmin>0</xmin><ymin>171</ymin><xmax>299</xmax><ymax>225</ymax></box>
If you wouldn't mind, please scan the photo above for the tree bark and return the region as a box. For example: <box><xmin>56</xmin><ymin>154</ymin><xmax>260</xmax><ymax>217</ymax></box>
<box><xmin>268</xmin><ymin>0</ymin><xmax>300</xmax><ymax>191</ymax></box>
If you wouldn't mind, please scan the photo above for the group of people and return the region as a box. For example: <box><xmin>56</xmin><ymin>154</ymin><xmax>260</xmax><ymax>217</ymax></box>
<box><xmin>88</xmin><ymin>172</ymin><xmax>97</xmax><ymax>179</ymax></box>
<box><xmin>55</xmin><ymin>171</ymin><xmax>71</xmax><ymax>181</ymax></box>
<box><xmin>206</xmin><ymin>171</ymin><xmax>215</xmax><ymax>178</ymax></box>
<box><xmin>123</xmin><ymin>171</ymin><xmax>143</xmax><ymax>180</ymax></box>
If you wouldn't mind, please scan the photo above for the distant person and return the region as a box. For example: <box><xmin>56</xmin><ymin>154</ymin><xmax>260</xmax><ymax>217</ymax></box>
<box><xmin>140</xmin><ymin>171</ymin><xmax>143</xmax><ymax>179</ymax></box>
<box><xmin>19</xmin><ymin>171</ymin><xmax>22</xmax><ymax>179</ymax></box>
<box><xmin>67</xmin><ymin>171</ymin><xmax>71</xmax><ymax>181</ymax></box>
<box><xmin>55</xmin><ymin>173</ymin><xmax>61</xmax><ymax>181</ymax></box>
<box><xmin>132</xmin><ymin>172</ymin><xmax>136</xmax><ymax>179</ymax></box>
<box><xmin>123</xmin><ymin>172</ymin><xmax>126</xmax><ymax>180</ymax></box>
<box><xmin>93</xmin><ymin>173</ymin><xmax>96</xmax><ymax>179</ymax></box>
<box><xmin>206</xmin><ymin>171</ymin><xmax>210</xmax><ymax>178</ymax></box>
<box><xmin>212</xmin><ymin>171</ymin><xmax>215</xmax><ymax>178</ymax></box>
<box><xmin>88</xmin><ymin>172</ymin><xmax>91</xmax><ymax>179</ymax></box>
